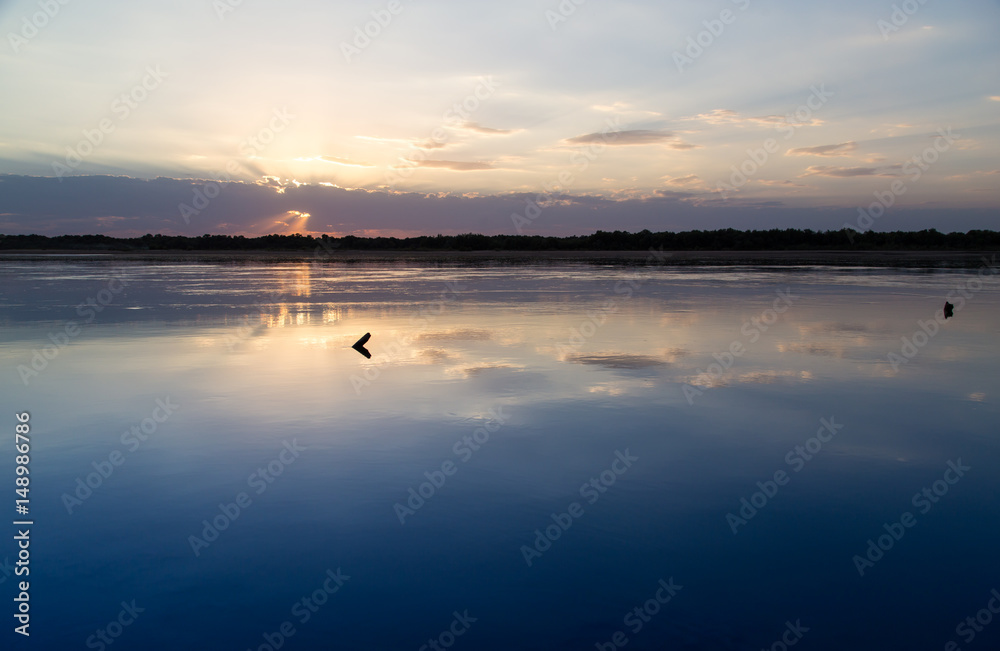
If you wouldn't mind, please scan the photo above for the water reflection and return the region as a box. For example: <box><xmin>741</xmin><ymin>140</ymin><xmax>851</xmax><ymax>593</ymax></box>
<box><xmin>1</xmin><ymin>260</ymin><xmax>998</xmax><ymax>649</ymax></box>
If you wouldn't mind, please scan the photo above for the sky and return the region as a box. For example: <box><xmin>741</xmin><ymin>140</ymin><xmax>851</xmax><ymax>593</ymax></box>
<box><xmin>0</xmin><ymin>0</ymin><xmax>998</xmax><ymax>237</ymax></box>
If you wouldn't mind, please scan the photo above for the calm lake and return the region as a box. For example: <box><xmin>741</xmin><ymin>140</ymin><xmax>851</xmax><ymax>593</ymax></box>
<box><xmin>2</xmin><ymin>257</ymin><xmax>999</xmax><ymax>650</ymax></box>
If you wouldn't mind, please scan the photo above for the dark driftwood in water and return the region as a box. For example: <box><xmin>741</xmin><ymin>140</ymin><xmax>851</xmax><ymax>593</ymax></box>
<box><xmin>352</xmin><ymin>333</ymin><xmax>372</xmax><ymax>358</ymax></box>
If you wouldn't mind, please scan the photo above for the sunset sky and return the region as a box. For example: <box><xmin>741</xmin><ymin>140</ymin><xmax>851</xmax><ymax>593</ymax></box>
<box><xmin>1</xmin><ymin>0</ymin><xmax>998</xmax><ymax>237</ymax></box>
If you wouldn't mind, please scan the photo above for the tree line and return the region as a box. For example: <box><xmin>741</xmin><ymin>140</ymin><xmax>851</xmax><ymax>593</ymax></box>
<box><xmin>1</xmin><ymin>229</ymin><xmax>998</xmax><ymax>252</ymax></box>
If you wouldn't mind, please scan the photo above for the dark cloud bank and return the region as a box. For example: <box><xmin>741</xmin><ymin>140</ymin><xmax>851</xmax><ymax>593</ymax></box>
<box><xmin>0</xmin><ymin>174</ymin><xmax>994</xmax><ymax>237</ymax></box>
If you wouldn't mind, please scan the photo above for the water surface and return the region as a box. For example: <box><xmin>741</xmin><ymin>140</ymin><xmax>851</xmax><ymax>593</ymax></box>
<box><xmin>1</xmin><ymin>259</ymin><xmax>998</xmax><ymax>650</ymax></box>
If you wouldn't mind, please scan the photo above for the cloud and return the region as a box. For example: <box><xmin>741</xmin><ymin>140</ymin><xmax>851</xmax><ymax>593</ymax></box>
<box><xmin>419</xmin><ymin>348</ymin><xmax>456</xmax><ymax>363</ymax></box>
<box><xmin>777</xmin><ymin>343</ymin><xmax>846</xmax><ymax>358</ymax></box>
<box><xmin>452</xmin><ymin>364</ymin><xmax>519</xmax><ymax>378</ymax></box>
<box><xmin>797</xmin><ymin>322</ymin><xmax>886</xmax><ymax>336</ymax></box>
<box><xmin>663</xmin><ymin>174</ymin><xmax>701</xmax><ymax>186</ymax></box>
<box><xmin>689</xmin><ymin>109</ymin><xmax>811</xmax><ymax>128</ymax></box>
<box><xmin>946</xmin><ymin>170</ymin><xmax>1000</xmax><ymax>180</ymax></box>
<box><xmin>948</xmin><ymin>137</ymin><xmax>979</xmax><ymax>151</ymax></box>
<box><xmin>800</xmin><ymin>164</ymin><xmax>902</xmax><ymax>178</ymax></box>
<box><xmin>652</xmin><ymin>188</ymin><xmax>697</xmax><ymax>199</ymax></box>
<box><xmin>756</xmin><ymin>179</ymin><xmax>807</xmax><ymax>188</ymax></box>
<box><xmin>400</xmin><ymin>160</ymin><xmax>495</xmax><ymax>171</ymax></box>
<box><xmin>413</xmin><ymin>139</ymin><xmax>450</xmax><ymax>150</ymax></box>
<box><xmin>735</xmin><ymin>370</ymin><xmax>812</xmax><ymax>385</ymax></box>
<box><xmin>869</xmin><ymin>123</ymin><xmax>916</xmax><ymax>138</ymax></box>
<box><xmin>689</xmin><ymin>109</ymin><xmax>741</xmax><ymax>124</ymax></box>
<box><xmin>564</xmin><ymin>353</ymin><xmax>668</xmax><ymax>369</ymax></box>
<box><xmin>308</xmin><ymin>156</ymin><xmax>376</xmax><ymax>168</ymax></box>
<box><xmin>685</xmin><ymin>369</ymin><xmax>811</xmax><ymax>388</ymax></box>
<box><xmin>356</xmin><ymin>135</ymin><xmax>450</xmax><ymax>151</ymax></box>
<box><xmin>660</xmin><ymin>176</ymin><xmax>710</xmax><ymax>191</ymax></box>
<box><xmin>1</xmin><ymin>174</ymin><xmax>996</xmax><ymax>239</ymax></box>
<box><xmin>564</xmin><ymin>129</ymin><xmax>676</xmax><ymax>146</ymax></box>
<box><xmin>258</xmin><ymin>175</ymin><xmax>290</xmax><ymax>191</ymax></box>
<box><xmin>592</xmin><ymin>102</ymin><xmax>632</xmax><ymax>112</ymax></box>
<box><xmin>416</xmin><ymin>329</ymin><xmax>493</xmax><ymax>342</ymax></box>
<box><xmin>786</xmin><ymin>142</ymin><xmax>858</xmax><ymax>157</ymax></box>
<box><xmin>590</xmin><ymin>102</ymin><xmax>661</xmax><ymax>117</ymax></box>
<box><xmin>460</xmin><ymin>122</ymin><xmax>515</xmax><ymax>135</ymax></box>
<box><xmin>355</xmin><ymin>135</ymin><xmax>411</xmax><ymax>144</ymax></box>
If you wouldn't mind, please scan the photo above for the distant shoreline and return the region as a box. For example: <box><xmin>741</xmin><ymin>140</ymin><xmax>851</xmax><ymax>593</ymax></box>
<box><xmin>1</xmin><ymin>249</ymin><xmax>996</xmax><ymax>267</ymax></box>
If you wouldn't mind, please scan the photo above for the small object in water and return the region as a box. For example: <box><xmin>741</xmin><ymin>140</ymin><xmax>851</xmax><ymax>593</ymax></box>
<box><xmin>352</xmin><ymin>333</ymin><xmax>372</xmax><ymax>358</ymax></box>
<box><xmin>944</xmin><ymin>301</ymin><xmax>954</xmax><ymax>319</ymax></box>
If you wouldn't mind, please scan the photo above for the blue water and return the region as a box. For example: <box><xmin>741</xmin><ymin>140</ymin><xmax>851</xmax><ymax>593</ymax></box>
<box><xmin>1</xmin><ymin>258</ymin><xmax>999</xmax><ymax>650</ymax></box>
